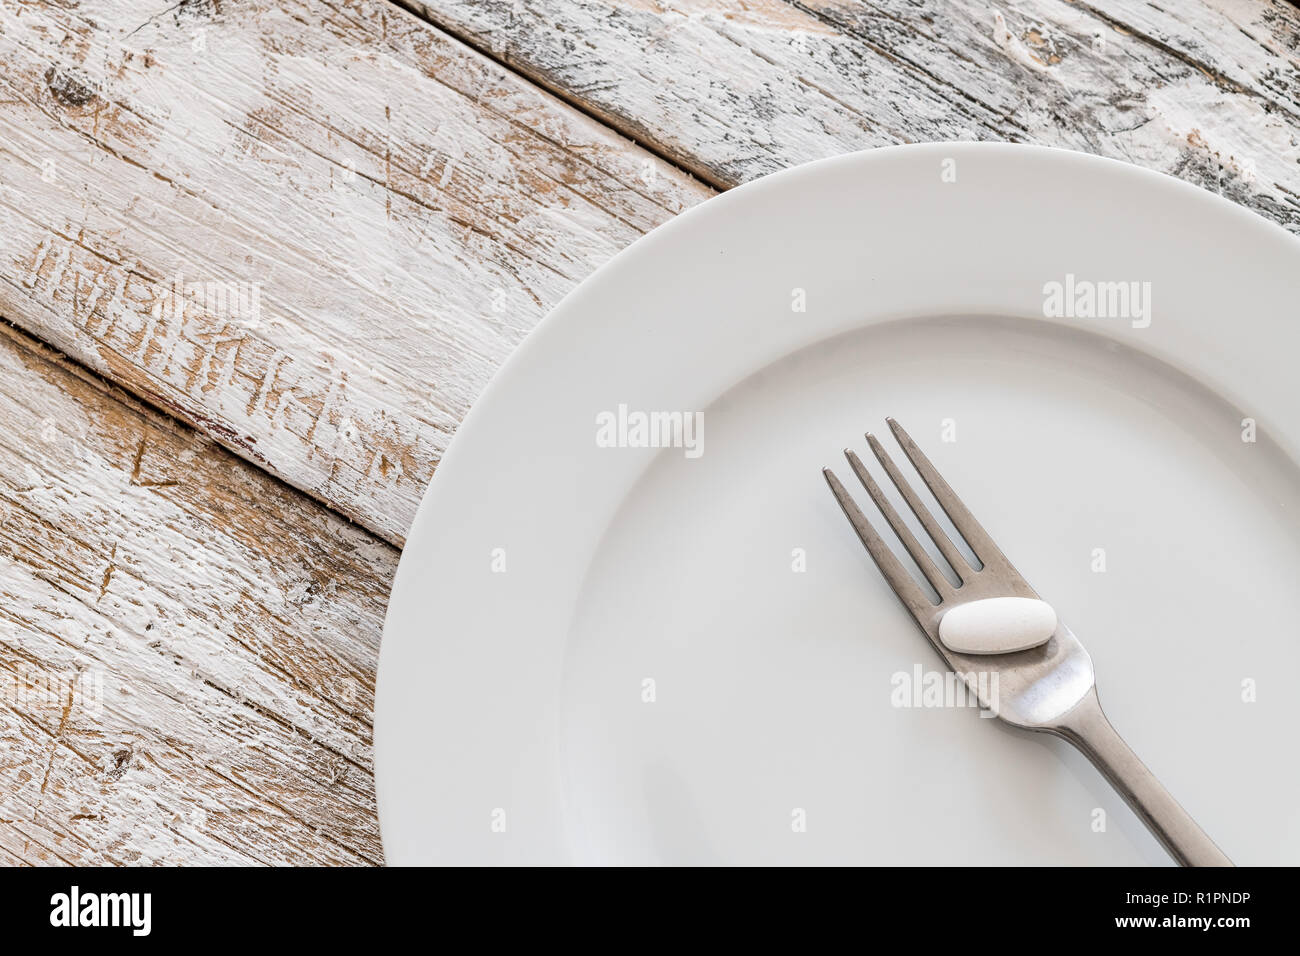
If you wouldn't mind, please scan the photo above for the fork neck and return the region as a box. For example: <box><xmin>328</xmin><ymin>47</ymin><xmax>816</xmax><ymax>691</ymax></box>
<box><xmin>1051</xmin><ymin>690</ymin><xmax>1232</xmax><ymax>867</ymax></box>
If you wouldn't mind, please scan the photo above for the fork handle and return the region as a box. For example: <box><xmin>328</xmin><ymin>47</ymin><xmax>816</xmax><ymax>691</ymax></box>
<box><xmin>1052</xmin><ymin>689</ymin><xmax>1232</xmax><ymax>867</ymax></box>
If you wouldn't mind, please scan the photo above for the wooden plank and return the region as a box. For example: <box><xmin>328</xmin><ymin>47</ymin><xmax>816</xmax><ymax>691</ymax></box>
<box><xmin>0</xmin><ymin>320</ymin><xmax>393</xmax><ymax>864</ymax></box>
<box><xmin>0</xmin><ymin>0</ymin><xmax>712</xmax><ymax>545</ymax></box>
<box><xmin>402</xmin><ymin>0</ymin><xmax>1300</xmax><ymax>228</ymax></box>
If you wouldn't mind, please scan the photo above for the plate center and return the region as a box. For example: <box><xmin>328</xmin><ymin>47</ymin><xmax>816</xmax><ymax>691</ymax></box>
<box><xmin>561</xmin><ymin>315</ymin><xmax>1300</xmax><ymax>865</ymax></box>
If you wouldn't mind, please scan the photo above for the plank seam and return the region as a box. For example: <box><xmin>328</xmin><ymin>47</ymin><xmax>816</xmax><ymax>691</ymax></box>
<box><xmin>385</xmin><ymin>0</ymin><xmax>735</xmax><ymax>190</ymax></box>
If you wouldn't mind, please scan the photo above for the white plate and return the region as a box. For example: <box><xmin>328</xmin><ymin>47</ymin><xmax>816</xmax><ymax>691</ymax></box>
<box><xmin>375</xmin><ymin>144</ymin><xmax>1300</xmax><ymax>865</ymax></box>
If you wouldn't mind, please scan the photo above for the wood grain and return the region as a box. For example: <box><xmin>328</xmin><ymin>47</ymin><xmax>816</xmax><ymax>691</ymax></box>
<box><xmin>0</xmin><ymin>0</ymin><xmax>712</xmax><ymax>545</ymax></box>
<box><xmin>401</xmin><ymin>0</ymin><xmax>1300</xmax><ymax>229</ymax></box>
<box><xmin>0</xmin><ymin>320</ymin><xmax>392</xmax><ymax>864</ymax></box>
<box><xmin>6</xmin><ymin>0</ymin><xmax>1293</xmax><ymax>549</ymax></box>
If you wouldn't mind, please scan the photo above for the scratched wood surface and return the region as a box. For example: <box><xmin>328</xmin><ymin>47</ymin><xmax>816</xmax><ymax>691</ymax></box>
<box><xmin>5</xmin><ymin>0</ymin><xmax>1296</xmax><ymax>548</ymax></box>
<box><xmin>405</xmin><ymin>0</ymin><xmax>1300</xmax><ymax>229</ymax></box>
<box><xmin>0</xmin><ymin>0</ymin><xmax>713</xmax><ymax>866</ymax></box>
<box><xmin>0</xmin><ymin>0</ymin><xmax>711</xmax><ymax>546</ymax></box>
<box><xmin>0</xmin><ymin>320</ymin><xmax>392</xmax><ymax>864</ymax></box>
<box><xmin>3</xmin><ymin>0</ymin><xmax>1299</xmax><ymax>865</ymax></box>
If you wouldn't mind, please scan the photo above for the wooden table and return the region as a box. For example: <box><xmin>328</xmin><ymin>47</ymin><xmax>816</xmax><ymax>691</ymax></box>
<box><xmin>0</xmin><ymin>0</ymin><xmax>1295</xmax><ymax>865</ymax></box>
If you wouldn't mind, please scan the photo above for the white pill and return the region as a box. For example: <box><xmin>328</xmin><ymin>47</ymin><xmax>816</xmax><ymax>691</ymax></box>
<box><xmin>938</xmin><ymin>597</ymin><xmax>1057</xmax><ymax>655</ymax></box>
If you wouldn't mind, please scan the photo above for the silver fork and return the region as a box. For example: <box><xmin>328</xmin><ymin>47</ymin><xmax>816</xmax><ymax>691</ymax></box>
<box><xmin>824</xmin><ymin>418</ymin><xmax>1232</xmax><ymax>867</ymax></box>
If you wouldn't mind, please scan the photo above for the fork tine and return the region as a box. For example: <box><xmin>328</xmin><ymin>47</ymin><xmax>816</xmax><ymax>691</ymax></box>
<box><xmin>885</xmin><ymin>418</ymin><xmax>1008</xmax><ymax>568</ymax></box>
<box><xmin>823</xmin><ymin>467</ymin><xmax>935</xmax><ymax>616</ymax></box>
<box><xmin>866</xmin><ymin>432</ymin><xmax>971</xmax><ymax>579</ymax></box>
<box><xmin>843</xmin><ymin>450</ymin><xmax>953</xmax><ymax>597</ymax></box>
